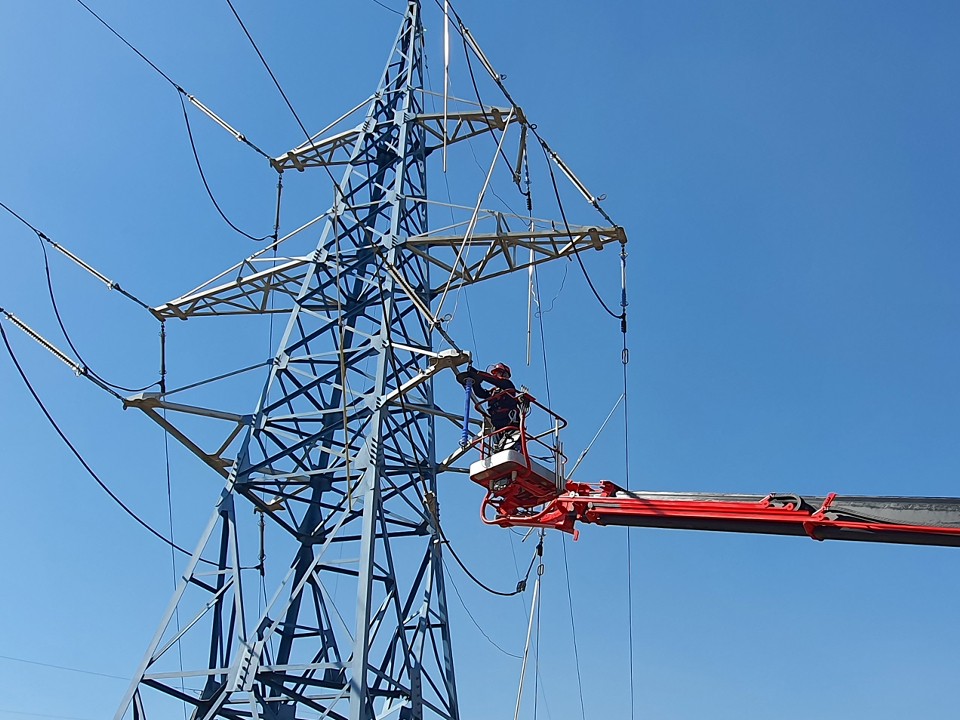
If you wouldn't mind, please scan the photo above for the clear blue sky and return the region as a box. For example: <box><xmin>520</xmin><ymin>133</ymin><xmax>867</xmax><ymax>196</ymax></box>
<box><xmin>2</xmin><ymin>2</ymin><xmax>960</xmax><ymax>719</ymax></box>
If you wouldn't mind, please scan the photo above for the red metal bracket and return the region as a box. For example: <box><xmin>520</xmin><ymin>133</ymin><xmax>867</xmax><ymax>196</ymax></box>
<box><xmin>802</xmin><ymin>492</ymin><xmax>838</xmax><ymax>541</ymax></box>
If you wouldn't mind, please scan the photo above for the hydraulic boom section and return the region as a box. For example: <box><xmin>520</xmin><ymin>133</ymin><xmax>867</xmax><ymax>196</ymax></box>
<box><xmin>476</xmin><ymin>479</ymin><xmax>960</xmax><ymax>547</ymax></box>
<box><xmin>461</xmin><ymin>395</ymin><xmax>960</xmax><ymax>547</ymax></box>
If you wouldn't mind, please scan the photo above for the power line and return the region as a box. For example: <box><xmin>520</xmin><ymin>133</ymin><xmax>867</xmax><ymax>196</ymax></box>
<box><xmin>73</xmin><ymin>0</ymin><xmax>274</xmax><ymax>165</ymax></box>
<box><xmin>74</xmin><ymin>0</ymin><xmax>181</xmax><ymax>91</ymax></box>
<box><xmin>370</xmin><ymin>0</ymin><xmax>403</xmax><ymax>16</ymax></box>
<box><xmin>442</xmin><ymin>559</ymin><xmax>523</xmax><ymax>659</ymax></box>
<box><xmin>0</xmin><ymin>708</ymin><xmax>97</xmax><ymax>720</ymax></box>
<box><xmin>0</xmin><ymin>653</ymin><xmax>127</xmax><ymax>681</ymax></box>
<box><xmin>1</xmin><ymin>199</ymin><xmax>164</xmax><ymax>394</ymax></box>
<box><xmin>177</xmin><ymin>93</ymin><xmax>275</xmax><ymax>242</ymax></box>
<box><xmin>224</xmin><ymin>0</ymin><xmax>312</xmax><ymax>143</ymax></box>
<box><xmin>443</xmin><ymin>532</ymin><xmax>540</xmax><ymax>597</ymax></box>
<box><xmin>1</xmin><ymin>200</ymin><xmax>156</xmax><ymax>314</ymax></box>
<box><xmin>77</xmin><ymin>0</ymin><xmax>278</xmax><ymax>240</ymax></box>
<box><xmin>222</xmin><ymin>0</ymin><xmax>353</xmax><ymax>212</ymax></box>
<box><xmin>73</xmin><ymin>0</ymin><xmax>269</xmax><ymax>152</ymax></box>
<box><xmin>0</xmin><ymin>320</ymin><xmax>213</xmax><ymax>565</ymax></box>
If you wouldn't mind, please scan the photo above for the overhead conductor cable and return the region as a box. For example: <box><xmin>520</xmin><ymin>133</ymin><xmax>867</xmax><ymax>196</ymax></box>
<box><xmin>0</xmin><ymin>316</ymin><xmax>211</xmax><ymax>564</ymax></box>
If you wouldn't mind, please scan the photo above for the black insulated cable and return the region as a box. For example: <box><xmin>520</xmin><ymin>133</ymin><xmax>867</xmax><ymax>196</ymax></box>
<box><xmin>178</xmin><ymin>94</ymin><xmax>274</xmax><ymax>242</ymax></box>
<box><xmin>443</xmin><ymin>531</ymin><xmax>541</xmax><ymax>597</ymax></box>
<box><xmin>0</xmin><ymin>320</ymin><xmax>214</xmax><ymax>565</ymax></box>
<box><xmin>36</xmin><ymin>236</ymin><xmax>160</xmax><ymax>393</ymax></box>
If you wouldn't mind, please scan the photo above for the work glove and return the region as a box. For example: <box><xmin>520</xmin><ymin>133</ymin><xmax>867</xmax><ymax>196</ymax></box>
<box><xmin>455</xmin><ymin>365</ymin><xmax>480</xmax><ymax>386</ymax></box>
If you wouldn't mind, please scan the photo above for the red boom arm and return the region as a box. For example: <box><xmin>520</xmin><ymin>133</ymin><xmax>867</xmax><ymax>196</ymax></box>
<box><xmin>464</xmin><ymin>400</ymin><xmax>960</xmax><ymax>547</ymax></box>
<box><xmin>481</xmin><ymin>480</ymin><xmax>960</xmax><ymax>547</ymax></box>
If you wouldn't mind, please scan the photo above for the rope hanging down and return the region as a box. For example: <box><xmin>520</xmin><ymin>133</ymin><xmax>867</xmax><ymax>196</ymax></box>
<box><xmin>513</xmin><ymin>530</ymin><xmax>546</xmax><ymax>720</ymax></box>
<box><xmin>436</xmin><ymin>10</ymin><xmax>632</xmax><ymax>715</ymax></box>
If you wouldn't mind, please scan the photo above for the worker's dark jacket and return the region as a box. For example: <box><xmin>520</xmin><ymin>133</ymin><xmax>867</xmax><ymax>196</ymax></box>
<box><xmin>473</xmin><ymin>375</ymin><xmax>519</xmax><ymax>430</ymax></box>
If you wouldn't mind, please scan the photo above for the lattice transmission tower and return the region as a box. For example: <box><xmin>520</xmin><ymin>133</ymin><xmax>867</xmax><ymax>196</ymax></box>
<box><xmin>115</xmin><ymin>2</ymin><xmax>624</xmax><ymax>719</ymax></box>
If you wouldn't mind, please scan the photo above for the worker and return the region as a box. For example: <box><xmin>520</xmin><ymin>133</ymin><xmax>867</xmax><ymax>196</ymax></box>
<box><xmin>464</xmin><ymin>362</ymin><xmax>522</xmax><ymax>451</ymax></box>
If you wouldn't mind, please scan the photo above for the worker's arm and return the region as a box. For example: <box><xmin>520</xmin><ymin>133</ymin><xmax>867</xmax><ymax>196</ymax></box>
<box><xmin>456</xmin><ymin>365</ymin><xmax>513</xmax><ymax>391</ymax></box>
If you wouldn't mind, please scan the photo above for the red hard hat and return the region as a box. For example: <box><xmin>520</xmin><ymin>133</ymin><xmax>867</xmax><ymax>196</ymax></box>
<box><xmin>490</xmin><ymin>362</ymin><xmax>511</xmax><ymax>378</ymax></box>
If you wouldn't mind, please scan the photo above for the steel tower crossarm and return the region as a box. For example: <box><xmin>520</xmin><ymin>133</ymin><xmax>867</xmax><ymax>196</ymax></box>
<box><xmin>153</xmin><ymin>223</ymin><xmax>624</xmax><ymax>320</ymax></box>
<box><xmin>272</xmin><ymin>106</ymin><xmax>527</xmax><ymax>171</ymax></box>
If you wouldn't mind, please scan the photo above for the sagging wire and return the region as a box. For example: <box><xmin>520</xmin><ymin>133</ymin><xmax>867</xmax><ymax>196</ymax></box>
<box><xmin>441</xmin><ymin>557</ymin><xmax>523</xmax><ymax>659</ymax></box>
<box><xmin>178</xmin><ymin>94</ymin><xmax>275</xmax><ymax>242</ymax></box>
<box><xmin>74</xmin><ymin>0</ymin><xmax>278</xmax><ymax>242</ymax></box>
<box><xmin>443</xmin><ymin>530</ymin><xmax>542</xmax><ymax>598</ymax></box>
<box><xmin>74</xmin><ymin>0</ymin><xmax>272</xmax><ymax>160</ymax></box>
<box><xmin>0</xmin><ymin>318</ymin><xmax>213</xmax><ymax>565</ymax></box>
<box><xmin>37</xmin><ymin>235</ymin><xmax>159</xmax><ymax>393</ymax></box>
<box><xmin>1</xmin><ymin>201</ymin><xmax>166</xmax><ymax>394</ymax></box>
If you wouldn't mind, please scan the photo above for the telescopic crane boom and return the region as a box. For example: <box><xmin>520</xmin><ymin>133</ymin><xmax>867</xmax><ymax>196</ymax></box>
<box><xmin>482</xmin><ymin>481</ymin><xmax>960</xmax><ymax>547</ymax></box>
<box><xmin>464</xmin><ymin>395</ymin><xmax>960</xmax><ymax>548</ymax></box>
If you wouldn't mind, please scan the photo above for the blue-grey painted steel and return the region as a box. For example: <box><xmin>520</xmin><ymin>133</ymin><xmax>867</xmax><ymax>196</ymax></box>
<box><xmin>116</xmin><ymin>4</ymin><xmax>461</xmax><ymax>719</ymax></box>
<box><xmin>115</xmin><ymin>1</ymin><xmax>623</xmax><ymax>718</ymax></box>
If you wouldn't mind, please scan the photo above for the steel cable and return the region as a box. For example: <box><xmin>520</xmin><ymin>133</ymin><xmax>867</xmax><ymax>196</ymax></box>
<box><xmin>443</xmin><ymin>531</ymin><xmax>541</xmax><ymax>597</ymax></box>
<box><xmin>178</xmin><ymin>93</ymin><xmax>274</xmax><ymax>242</ymax></box>
<box><xmin>0</xmin><ymin>320</ymin><xmax>214</xmax><ymax>565</ymax></box>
